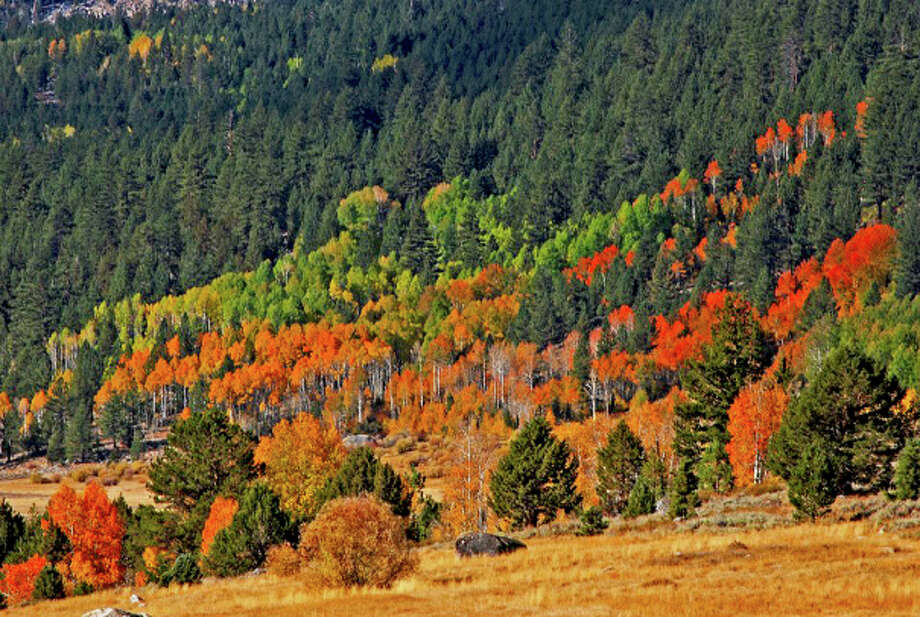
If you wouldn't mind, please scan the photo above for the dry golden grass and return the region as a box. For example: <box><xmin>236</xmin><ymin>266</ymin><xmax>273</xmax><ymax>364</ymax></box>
<box><xmin>9</xmin><ymin>521</ymin><xmax>920</xmax><ymax>616</ymax></box>
<box><xmin>0</xmin><ymin>473</ymin><xmax>153</xmax><ymax>515</ymax></box>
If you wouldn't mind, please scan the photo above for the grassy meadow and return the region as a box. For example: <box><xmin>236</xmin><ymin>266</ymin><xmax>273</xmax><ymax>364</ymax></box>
<box><xmin>6</xmin><ymin>521</ymin><xmax>919</xmax><ymax>617</ymax></box>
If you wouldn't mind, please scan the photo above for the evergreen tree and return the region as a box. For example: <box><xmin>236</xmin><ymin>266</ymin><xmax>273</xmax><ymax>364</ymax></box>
<box><xmin>895</xmin><ymin>188</ymin><xmax>920</xmax><ymax>298</ymax></box>
<box><xmin>768</xmin><ymin>345</ymin><xmax>907</xmax><ymax>514</ymax></box>
<box><xmin>147</xmin><ymin>408</ymin><xmax>255</xmax><ymax>539</ymax></box>
<box><xmin>674</xmin><ymin>296</ymin><xmax>772</xmax><ymax>496</ymax></box>
<box><xmin>786</xmin><ymin>438</ymin><xmax>840</xmax><ymax>520</ymax></box>
<box><xmin>489</xmin><ymin>416</ymin><xmax>581</xmax><ymax>528</ymax></box>
<box><xmin>0</xmin><ymin>500</ymin><xmax>24</xmax><ymax>564</ymax></box>
<box><xmin>894</xmin><ymin>439</ymin><xmax>920</xmax><ymax>500</ymax></box>
<box><xmin>595</xmin><ymin>421</ymin><xmax>645</xmax><ymax>515</ymax></box>
<box><xmin>315</xmin><ymin>447</ymin><xmax>411</xmax><ymax>518</ymax></box>
<box><xmin>202</xmin><ymin>482</ymin><xmax>293</xmax><ymax>577</ymax></box>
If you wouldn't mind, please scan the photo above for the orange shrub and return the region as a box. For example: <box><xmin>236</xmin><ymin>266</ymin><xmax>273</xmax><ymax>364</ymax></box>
<box><xmin>265</xmin><ymin>543</ymin><xmax>300</xmax><ymax>577</ymax></box>
<box><xmin>299</xmin><ymin>497</ymin><xmax>417</xmax><ymax>588</ymax></box>
<box><xmin>0</xmin><ymin>554</ymin><xmax>47</xmax><ymax>605</ymax></box>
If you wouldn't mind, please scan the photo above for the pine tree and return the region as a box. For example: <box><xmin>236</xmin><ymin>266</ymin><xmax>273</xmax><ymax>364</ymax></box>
<box><xmin>895</xmin><ymin>187</ymin><xmax>920</xmax><ymax>298</ymax></box>
<box><xmin>489</xmin><ymin>416</ymin><xmax>580</xmax><ymax>528</ymax></box>
<box><xmin>894</xmin><ymin>439</ymin><xmax>920</xmax><ymax>500</ymax></box>
<box><xmin>315</xmin><ymin>447</ymin><xmax>412</xmax><ymax>517</ymax></box>
<box><xmin>768</xmin><ymin>345</ymin><xmax>907</xmax><ymax>514</ymax></box>
<box><xmin>202</xmin><ymin>483</ymin><xmax>293</xmax><ymax>577</ymax></box>
<box><xmin>595</xmin><ymin>421</ymin><xmax>645</xmax><ymax>515</ymax></box>
<box><xmin>147</xmin><ymin>408</ymin><xmax>255</xmax><ymax>538</ymax></box>
<box><xmin>674</xmin><ymin>296</ymin><xmax>772</xmax><ymax>497</ymax></box>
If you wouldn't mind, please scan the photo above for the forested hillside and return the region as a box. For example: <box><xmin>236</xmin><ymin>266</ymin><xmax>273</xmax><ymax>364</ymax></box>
<box><xmin>2</xmin><ymin>0</ymin><xmax>920</xmax><ymax>605</ymax></box>
<box><xmin>0</xmin><ymin>0</ymin><xmax>918</xmax><ymax>399</ymax></box>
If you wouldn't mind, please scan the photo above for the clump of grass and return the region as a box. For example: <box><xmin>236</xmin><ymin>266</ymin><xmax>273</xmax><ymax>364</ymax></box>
<box><xmin>70</xmin><ymin>468</ymin><xmax>90</xmax><ymax>483</ymax></box>
<box><xmin>29</xmin><ymin>472</ymin><xmax>51</xmax><ymax>484</ymax></box>
<box><xmin>395</xmin><ymin>437</ymin><xmax>415</xmax><ymax>454</ymax></box>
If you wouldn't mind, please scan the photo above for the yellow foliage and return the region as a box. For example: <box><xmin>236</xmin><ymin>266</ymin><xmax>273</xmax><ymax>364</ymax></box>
<box><xmin>128</xmin><ymin>34</ymin><xmax>154</xmax><ymax>63</ymax></box>
<box><xmin>371</xmin><ymin>54</ymin><xmax>398</xmax><ymax>73</ymax></box>
<box><xmin>254</xmin><ymin>413</ymin><xmax>346</xmax><ymax>518</ymax></box>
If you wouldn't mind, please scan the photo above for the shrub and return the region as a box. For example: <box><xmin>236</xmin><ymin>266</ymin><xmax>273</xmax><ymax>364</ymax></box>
<box><xmin>70</xmin><ymin>468</ymin><xmax>89</xmax><ymax>483</ymax></box>
<box><xmin>266</xmin><ymin>543</ymin><xmax>300</xmax><ymax>577</ymax></box>
<box><xmin>894</xmin><ymin>439</ymin><xmax>920</xmax><ymax>500</ymax></box>
<box><xmin>73</xmin><ymin>580</ymin><xmax>94</xmax><ymax>596</ymax></box>
<box><xmin>32</xmin><ymin>565</ymin><xmax>65</xmax><ymax>600</ymax></box>
<box><xmin>160</xmin><ymin>553</ymin><xmax>202</xmax><ymax>586</ymax></box>
<box><xmin>29</xmin><ymin>473</ymin><xmax>50</xmax><ymax>484</ymax></box>
<box><xmin>575</xmin><ymin>506</ymin><xmax>608</xmax><ymax>536</ymax></box>
<box><xmin>299</xmin><ymin>496</ymin><xmax>418</xmax><ymax>588</ymax></box>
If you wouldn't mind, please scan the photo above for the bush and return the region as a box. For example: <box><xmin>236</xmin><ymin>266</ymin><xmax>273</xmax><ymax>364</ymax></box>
<box><xmin>266</xmin><ymin>543</ymin><xmax>301</xmax><ymax>577</ymax></box>
<box><xmin>575</xmin><ymin>506</ymin><xmax>608</xmax><ymax>536</ymax></box>
<box><xmin>32</xmin><ymin>565</ymin><xmax>65</xmax><ymax>600</ymax></box>
<box><xmin>73</xmin><ymin>580</ymin><xmax>94</xmax><ymax>596</ymax></box>
<box><xmin>894</xmin><ymin>439</ymin><xmax>920</xmax><ymax>500</ymax></box>
<box><xmin>29</xmin><ymin>473</ymin><xmax>50</xmax><ymax>485</ymax></box>
<box><xmin>70</xmin><ymin>468</ymin><xmax>89</xmax><ymax>483</ymax></box>
<box><xmin>160</xmin><ymin>553</ymin><xmax>202</xmax><ymax>586</ymax></box>
<box><xmin>300</xmin><ymin>496</ymin><xmax>418</xmax><ymax>588</ymax></box>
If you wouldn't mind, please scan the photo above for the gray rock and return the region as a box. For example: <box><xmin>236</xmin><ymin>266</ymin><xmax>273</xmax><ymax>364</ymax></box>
<box><xmin>455</xmin><ymin>532</ymin><xmax>526</xmax><ymax>558</ymax></box>
<box><xmin>81</xmin><ymin>609</ymin><xmax>149</xmax><ymax>617</ymax></box>
<box><xmin>655</xmin><ymin>496</ymin><xmax>670</xmax><ymax>515</ymax></box>
<box><xmin>342</xmin><ymin>434</ymin><xmax>376</xmax><ymax>448</ymax></box>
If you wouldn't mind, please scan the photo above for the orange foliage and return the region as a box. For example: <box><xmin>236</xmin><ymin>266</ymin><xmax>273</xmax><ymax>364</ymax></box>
<box><xmin>762</xmin><ymin>258</ymin><xmax>823</xmax><ymax>340</ymax></box>
<box><xmin>822</xmin><ymin>224</ymin><xmax>897</xmax><ymax>316</ymax></box>
<box><xmin>201</xmin><ymin>497</ymin><xmax>239</xmax><ymax>555</ymax></box>
<box><xmin>855</xmin><ymin>99</ymin><xmax>870</xmax><ymax>139</ymax></box>
<box><xmin>0</xmin><ymin>554</ymin><xmax>47</xmax><ymax>605</ymax></box>
<box><xmin>48</xmin><ymin>483</ymin><xmax>125</xmax><ymax>587</ymax></box>
<box><xmin>726</xmin><ymin>379</ymin><xmax>788</xmax><ymax>486</ymax></box>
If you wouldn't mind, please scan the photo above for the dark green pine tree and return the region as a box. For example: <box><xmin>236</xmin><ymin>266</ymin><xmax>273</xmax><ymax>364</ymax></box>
<box><xmin>673</xmin><ymin>295</ymin><xmax>773</xmax><ymax>499</ymax></box>
<box><xmin>202</xmin><ymin>482</ymin><xmax>293</xmax><ymax>577</ymax></box>
<box><xmin>768</xmin><ymin>345</ymin><xmax>908</xmax><ymax>514</ymax></box>
<box><xmin>0</xmin><ymin>500</ymin><xmax>24</xmax><ymax>564</ymax></box>
<box><xmin>400</xmin><ymin>205</ymin><xmax>439</xmax><ymax>285</ymax></box>
<box><xmin>315</xmin><ymin>447</ymin><xmax>412</xmax><ymax>518</ymax></box>
<box><xmin>895</xmin><ymin>186</ymin><xmax>920</xmax><ymax>298</ymax></box>
<box><xmin>489</xmin><ymin>416</ymin><xmax>581</xmax><ymax>529</ymax></box>
<box><xmin>147</xmin><ymin>408</ymin><xmax>256</xmax><ymax>543</ymax></box>
<box><xmin>595</xmin><ymin>421</ymin><xmax>646</xmax><ymax>515</ymax></box>
<box><xmin>893</xmin><ymin>439</ymin><xmax>920</xmax><ymax>501</ymax></box>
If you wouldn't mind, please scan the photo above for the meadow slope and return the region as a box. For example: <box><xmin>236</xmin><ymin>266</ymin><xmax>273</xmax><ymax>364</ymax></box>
<box><xmin>7</xmin><ymin>522</ymin><xmax>919</xmax><ymax>617</ymax></box>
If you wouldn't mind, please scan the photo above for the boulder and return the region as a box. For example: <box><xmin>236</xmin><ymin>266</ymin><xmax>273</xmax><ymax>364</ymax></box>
<box><xmin>82</xmin><ymin>609</ymin><xmax>149</xmax><ymax>617</ymax></box>
<box><xmin>455</xmin><ymin>532</ymin><xmax>526</xmax><ymax>558</ymax></box>
<box><xmin>342</xmin><ymin>434</ymin><xmax>376</xmax><ymax>449</ymax></box>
